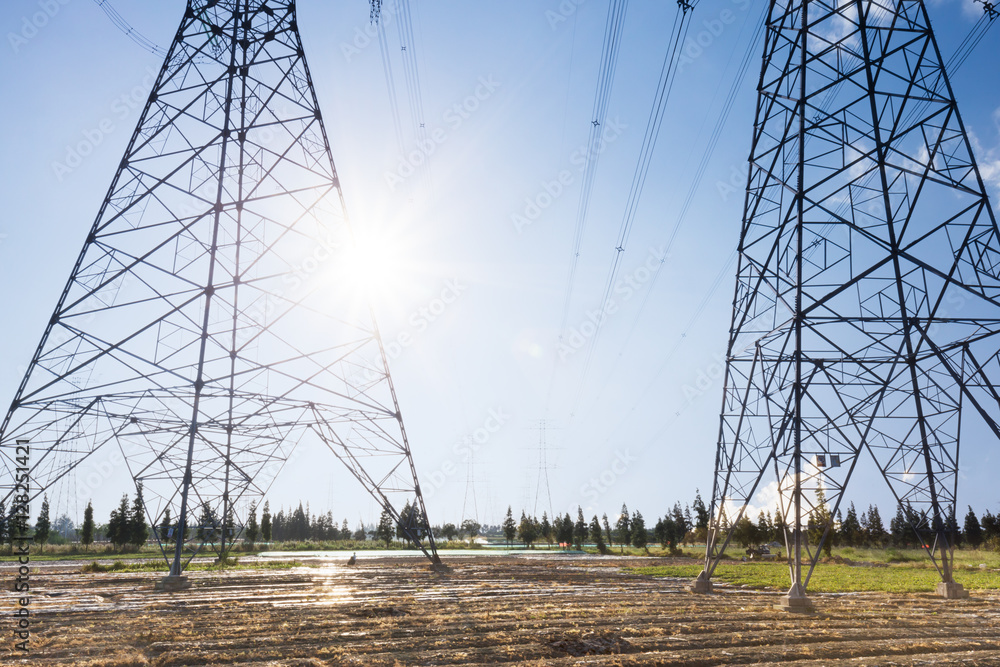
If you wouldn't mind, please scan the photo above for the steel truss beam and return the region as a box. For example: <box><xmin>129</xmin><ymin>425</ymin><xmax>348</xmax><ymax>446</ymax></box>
<box><xmin>0</xmin><ymin>0</ymin><xmax>439</xmax><ymax>574</ymax></box>
<box><xmin>697</xmin><ymin>0</ymin><xmax>1000</xmax><ymax>603</ymax></box>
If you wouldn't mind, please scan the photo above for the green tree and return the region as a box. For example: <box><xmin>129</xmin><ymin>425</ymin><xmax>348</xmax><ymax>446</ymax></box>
<box><xmin>659</xmin><ymin>514</ymin><xmax>683</xmax><ymax>552</ymax></box>
<box><xmin>841</xmin><ymin>502</ymin><xmax>862</xmax><ymax>547</ymax></box>
<box><xmin>866</xmin><ymin>504</ymin><xmax>886</xmax><ymax>546</ymax></box>
<box><xmin>773</xmin><ymin>507</ymin><xmax>787</xmax><ymax>544</ymax></box>
<box><xmin>291</xmin><ymin>502</ymin><xmax>308</xmax><ymax>541</ymax></box>
<box><xmin>539</xmin><ymin>512</ymin><xmax>553</xmax><ymax>546</ymax></box>
<box><xmin>964</xmin><ymin>506</ymin><xmax>983</xmax><ymax>549</ymax></box>
<box><xmin>615</xmin><ymin>504</ymin><xmax>631</xmax><ymax>553</ymax></box>
<box><xmin>518</xmin><ymin>511</ymin><xmax>538</xmax><ymax>547</ymax></box>
<box><xmin>946</xmin><ymin>506</ymin><xmax>961</xmax><ymax>549</ymax></box>
<box><xmin>733</xmin><ymin>514</ymin><xmax>757</xmax><ymax>548</ymax></box>
<box><xmin>197</xmin><ymin>501</ymin><xmax>218</xmax><ymax>544</ymax></box>
<box><xmin>375</xmin><ymin>508</ymin><xmax>394</xmax><ymax>547</ymax></box>
<box><xmin>981</xmin><ymin>510</ymin><xmax>999</xmax><ymax>544</ymax></box>
<box><xmin>223</xmin><ymin>505</ymin><xmax>236</xmax><ymax>546</ymax></box>
<box><xmin>692</xmin><ymin>490</ymin><xmax>710</xmax><ymax>530</ymax></box>
<box><xmin>807</xmin><ymin>490</ymin><xmax>834</xmax><ymax>557</ymax></box>
<box><xmin>889</xmin><ymin>504</ymin><xmax>909</xmax><ymax>547</ymax></box>
<box><xmin>159</xmin><ymin>507</ymin><xmax>172</xmax><ymax>542</ymax></box>
<box><xmin>440</xmin><ymin>523</ymin><xmax>458</xmax><ymax>541</ymax></box>
<box><xmin>409</xmin><ymin>504</ymin><xmax>427</xmax><ymax>543</ymax></box>
<box><xmin>329</xmin><ymin>515</ymin><xmax>341</xmax><ymax>541</ymax></box>
<box><xmin>0</xmin><ymin>499</ymin><xmax>7</xmax><ymax>545</ymax></box>
<box><xmin>756</xmin><ymin>510</ymin><xmax>771</xmax><ymax>545</ymax></box>
<box><xmin>556</xmin><ymin>513</ymin><xmax>574</xmax><ymax>546</ymax></box>
<box><xmin>654</xmin><ymin>516</ymin><xmax>669</xmax><ymax>549</ymax></box>
<box><xmin>107</xmin><ymin>494</ymin><xmax>131</xmax><ymax>550</ymax></box>
<box><xmin>396</xmin><ymin>501</ymin><xmax>415</xmax><ymax>544</ymax></box>
<box><xmin>129</xmin><ymin>483</ymin><xmax>149</xmax><ymax>549</ymax></box>
<box><xmin>5</xmin><ymin>501</ymin><xmax>20</xmax><ymax>543</ymax></box>
<box><xmin>631</xmin><ymin>510</ymin><xmax>647</xmax><ymax>551</ymax></box>
<box><xmin>81</xmin><ymin>501</ymin><xmax>95</xmax><ymax>549</ymax></box>
<box><xmin>502</xmin><ymin>506</ymin><xmax>517</xmax><ymax>547</ymax></box>
<box><xmin>245</xmin><ymin>503</ymin><xmax>259</xmax><ymax>545</ymax></box>
<box><xmin>573</xmin><ymin>507</ymin><xmax>587</xmax><ymax>549</ymax></box>
<box><xmin>590</xmin><ymin>515</ymin><xmax>607</xmax><ymax>554</ymax></box>
<box><xmin>34</xmin><ymin>494</ymin><xmax>51</xmax><ymax>550</ymax></box>
<box><xmin>602</xmin><ymin>513</ymin><xmax>613</xmax><ymax>549</ymax></box>
<box><xmin>671</xmin><ymin>502</ymin><xmax>689</xmax><ymax>545</ymax></box>
<box><xmin>905</xmin><ymin>504</ymin><xmax>926</xmax><ymax>545</ymax></box>
<box><xmin>261</xmin><ymin>501</ymin><xmax>272</xmax><ymax>542</ymax></box>
<box><xmin>460</xmin><ymin>518</ymin><xmax>481</xmax><ymax>539</ymax></box>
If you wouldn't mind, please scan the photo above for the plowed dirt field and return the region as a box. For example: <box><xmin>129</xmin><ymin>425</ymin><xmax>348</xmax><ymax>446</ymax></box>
<box><xmin>6</xmin><ymin>555</ymin><xmax>1000</xmax><ymax>665</ymax></box>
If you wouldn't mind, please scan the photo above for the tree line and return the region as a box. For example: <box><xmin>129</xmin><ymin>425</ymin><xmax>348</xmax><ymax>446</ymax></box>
<box><xmin>485</xmin><ymin>498</ymin><xmax>708</xmax><ymax>553</ymax></box>
<box><xmin>8</xmin><ymin>487</ymin><xmax>1000</xmax><ymax>555</ymax></box>
<box><xmin>726</xmin><ymin>495</ymin><xmax>1000</xmax><ymax>555</ymax></box>
<box><xmin>0</xmin><ymin>487</ymin><xmax>145</xmax><ymax>552</ymax></box>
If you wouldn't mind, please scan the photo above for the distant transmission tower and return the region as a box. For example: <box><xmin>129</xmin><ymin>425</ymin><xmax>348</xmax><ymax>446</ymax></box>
<box><xmin>695</xmin><ymin>0</ymin><xmax>1000</xmax><ymax>608</ymax></box>
<box><xmin>528</xmin><ymin>420</ymin><xmax>558</xmax><ymax>518</ymax></box>
<box><xmin>460</xmin><ymin>448</ymin><xmax>479</xmax><ymax>524</ymax></box>
<box><xmin>0</xmin><ymin>0</ymin><xmax>439</xmax><ymax>584</ymax></box>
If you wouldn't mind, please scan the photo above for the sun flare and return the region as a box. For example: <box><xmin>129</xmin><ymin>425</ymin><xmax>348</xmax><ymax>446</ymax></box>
<box><xmin>329</xmin><ymin>225</ymin><xmax>419</xmax><ymax>319</ymax></box>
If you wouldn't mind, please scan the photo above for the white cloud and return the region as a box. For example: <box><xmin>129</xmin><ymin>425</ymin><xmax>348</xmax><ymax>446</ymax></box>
<box><xmin>927</xmin><ymin>0</ymin><xmax>983</xmax><ymax>20</ymax></box>
<box><xmin>969</xmin><ymin>124</ymin><xmax>1000</xmax><ymax>208</ymax></box>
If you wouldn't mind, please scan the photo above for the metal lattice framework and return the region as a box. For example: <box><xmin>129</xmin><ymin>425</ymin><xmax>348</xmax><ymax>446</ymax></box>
<box><xmin>0</xmin><ymin>0</ymin><xmax>439</xmax><ymax>575</ymax></box>
<box><xmin>697</xmin><ymin>0</ymin><xmax>1000</xmax><ymax>602</ymax></box>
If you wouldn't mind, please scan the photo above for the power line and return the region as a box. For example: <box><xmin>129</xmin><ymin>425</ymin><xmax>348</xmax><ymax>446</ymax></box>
<box><xmin>566</xmin><ymin>1</ymin><xmax>700</xmax><ymax>417</ymax></box>
<box><xmin>571</xmin><ymin>2</ymin><xmax>998</xmax><ymax>454</ymax></box>
<box><xmin>91</xmin><ymin>0</ymin><xmax>168</xmax><ymax>57</ymax></box>
<box><xmin>393</xmin><ymin>0</ymin><xmax>438</xmax><ymax>200</ymax></box>
<box><xmin>396</xmin><ymin>0</ymin><xmax>428</xmax><ymax>141</ymax></box>
<box><xmin>585</xmin><ymin>4</ymin><xmax>766</xmax><ymax>407</ymax></box>
<box><xmin>552</xmin><ymin>0</ymin><xmax>631</xmax><ymax>397</ymax></box>
<box><xmin>377</xmin><ymin>17</ymin><xmax>407</xmax><ymax>157</ymax></box>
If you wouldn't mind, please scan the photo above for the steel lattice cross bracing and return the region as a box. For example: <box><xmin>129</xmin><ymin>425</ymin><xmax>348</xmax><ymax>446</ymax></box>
<box><xmin>698</xmin><ymin>0</ymin><xmax>1000</xmax><ymax>603</ymax></box>
<box><xmin>0</xmin><ymin>0</ymin><xmax>439</xmax><ymax>575</ymax></box>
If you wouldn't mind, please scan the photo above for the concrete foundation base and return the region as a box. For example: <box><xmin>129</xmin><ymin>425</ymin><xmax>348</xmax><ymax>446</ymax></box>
<box><xmin>936</xmin><ymin>581</ymin><xmax>969</xmax><ymax>600</ymax></box>
<box><xmin>689</xmin><ymin>572</ymin><xmax>713</xmax><ymax>594</ymax></box>
<box><xmin>155</xmin><ymin>575</ymin><xmax>191</xmax><ymax>592</ymax></box>
<box><xmin>774</xmin><ymin>583</ymin><xmax>814</xmax><ymax>613</ymax></box>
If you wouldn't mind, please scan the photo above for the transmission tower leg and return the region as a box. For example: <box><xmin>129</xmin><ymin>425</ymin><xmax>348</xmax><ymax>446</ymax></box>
<box><xmin>935</xmin><ymin>533</ymin><xmax>967</xmax><ymax>599</ymax></box>
<box><xmin>690</xmin><ymin>571</ymin><xmax>713</xmax><ymax>594</ymax></box>
<box><xmin>777</xmin><ymin>441</ymin><xmax>812</xmax><ymax>612</ymax></box>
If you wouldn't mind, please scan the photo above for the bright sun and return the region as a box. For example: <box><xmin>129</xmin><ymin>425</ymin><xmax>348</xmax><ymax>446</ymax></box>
<box><xmin>335</xmin><ymin>227</ymin><xmax>415</xmax><ymax>317</ymax></box>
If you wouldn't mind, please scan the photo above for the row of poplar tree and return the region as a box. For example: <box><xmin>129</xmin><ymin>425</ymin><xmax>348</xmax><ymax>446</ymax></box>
<box><xmin>728</xmin><ymin>498</ymin><xmax>1000</xmax><ymax>552</ymax></box>
<box><xmin>491</xmin><ymin>499</ymin><xmax>709</xmax><ymax>553</ymax></box>
<box><xmin>9</xmin><ymin>487</ymin><xmax>1000</xmax><ymax>553</ymax></box>
<box><xmin>0</xmin><ymin>488</ymin><xmax>146</xmax><ymax>551</ymax></box>
<box><xmin>480</xmin><ymin>495</ymin><xmax>1000</xmax><ymax>554</ymax></box>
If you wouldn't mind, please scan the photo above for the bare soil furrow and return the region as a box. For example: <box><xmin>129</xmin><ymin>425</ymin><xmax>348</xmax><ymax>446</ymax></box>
<box><xmin>5</xmin><ymin>556</ymin><xmax>998</xmax><ymax>665</ymax></box>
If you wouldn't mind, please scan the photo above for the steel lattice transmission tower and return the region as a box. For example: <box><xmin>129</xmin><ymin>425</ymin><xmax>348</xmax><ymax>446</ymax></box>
<box><xmin>0</xmin><ymin>0</ymin><xmax>440</xmax><ymax>578</ymax></box>
<box><xmin>694</xmin><ymin>0</ymin><xmax>1000</xmax><ymax>607</ymax></box>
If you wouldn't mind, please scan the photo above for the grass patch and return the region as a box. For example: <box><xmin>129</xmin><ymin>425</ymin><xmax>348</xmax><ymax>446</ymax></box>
<box><xmin>581</xmin><ymin>546</ymin><xmax>705</xmax><ymax>558</ymax></box>
<box><xmin>630</xmin><ymin>560</ymin><xmax>1000</xmax><ymax>593</ymax></box>
<box><xmin>79</xmin><ymin>559</ymin><xmax>306</xmax><ymax>574</ymax></box>
<box><xmin>81</xmin><ymin>560</ymin><xmax>167</xmax><ymax>574</ymax></box>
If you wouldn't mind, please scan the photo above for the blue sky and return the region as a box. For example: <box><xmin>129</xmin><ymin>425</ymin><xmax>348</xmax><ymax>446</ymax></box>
<box><xmin>1</xmin><ymin>0</ymin><xmax>998</xmax><ymax>529</ymax></box>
